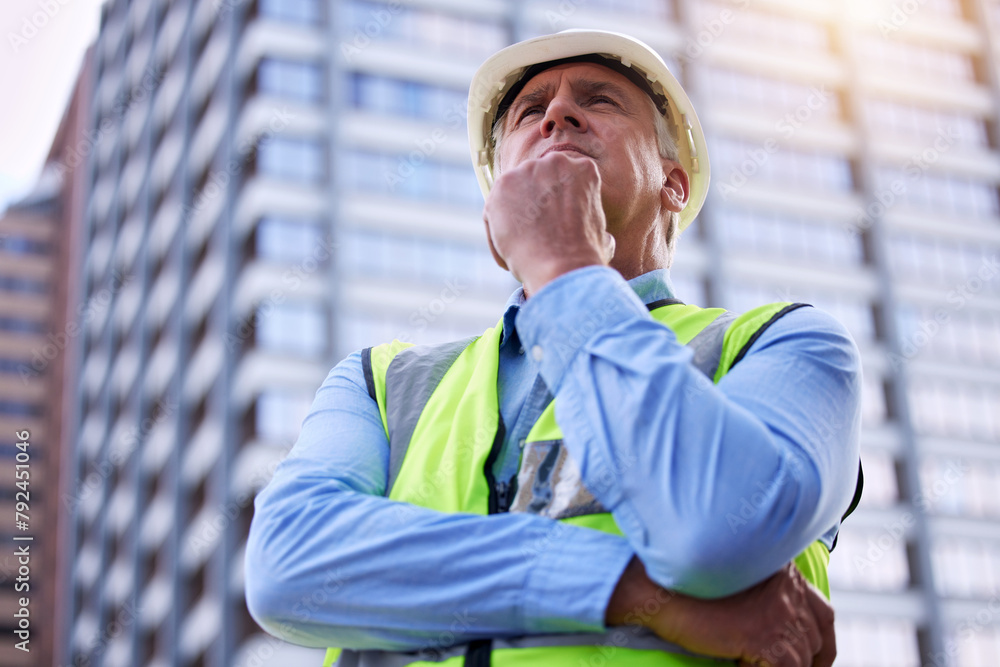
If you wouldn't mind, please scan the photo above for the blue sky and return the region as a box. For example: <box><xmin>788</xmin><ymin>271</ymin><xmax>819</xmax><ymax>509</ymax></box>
<box><xmin>0</xmin><ymin>0</ymin><xmax>104</xmax><ymax>213</ymax></box>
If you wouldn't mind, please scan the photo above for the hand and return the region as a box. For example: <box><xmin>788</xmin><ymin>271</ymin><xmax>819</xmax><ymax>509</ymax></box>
<box><xmin>482</xmin><ymin>151</ymin><xmax>615</xmax><ymax>295</ymax></box>
<box><xmin>606</xmin><ymin>558</ymin><xmax>835</xmax><ymax>667</ymax></box>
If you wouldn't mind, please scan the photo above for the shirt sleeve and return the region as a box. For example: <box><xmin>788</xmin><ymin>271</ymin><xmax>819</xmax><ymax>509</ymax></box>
<box><xmin>244</xmin><ymin>350</ymin><xmax>635</xmax><ymax>651</ymax></box>
<box><xmin>516</xmin><ymin>266</ymin><xmax>863</xmax><ymax>599</ymax></box>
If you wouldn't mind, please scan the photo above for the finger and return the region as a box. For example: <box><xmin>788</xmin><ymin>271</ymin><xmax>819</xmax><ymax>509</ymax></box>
<box><xmin>751</xmin><ymin>639</ymin><xmax>802</xmax><ymax>667</ymax></box>
<box><xmin>776</xmin><ymin>633</ymin><xmax>811</xmax><ymax>667</ymax></box>
<box><xmin>802</xmin><ymin>609</ymin><xmax>823</xmax><ymax>659</ymax></box>
<box><xmin>784</xmin><ymin>570</ymin><xmax>822</xmax><ymax>666</ymax></box>
<box><xmin>482</xmin><ymin>214</ymin><xmax>508</xmax><ymax>271</ymax></box>
<box><xmin>803</xmin><ymin>587</ymin><xmax>835</xmax><ymax>667</ymax></box>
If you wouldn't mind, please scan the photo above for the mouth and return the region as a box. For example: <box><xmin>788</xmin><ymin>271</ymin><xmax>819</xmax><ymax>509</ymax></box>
<box><xmin>540</xmin><ymin>143</ymin><xmax>594</xmax><ymax>159</ymax></box>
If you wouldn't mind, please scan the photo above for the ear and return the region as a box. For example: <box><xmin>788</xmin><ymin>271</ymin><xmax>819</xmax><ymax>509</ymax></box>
<box><xmin>660</xmin><ymin>159</ymin><xmax>690</xmax><ymax>214</ymax></box>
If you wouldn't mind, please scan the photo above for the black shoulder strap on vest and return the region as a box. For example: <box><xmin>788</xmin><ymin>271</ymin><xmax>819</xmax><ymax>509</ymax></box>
<box><xmin>730</xmin><ymin>303</ymin><xmax>812</xmax><ymax>368</ymax></box>
<box><xmin>361</xmin><ymin>347</ymin><xmax>377</xmax><ymax>401</ymax></box>
<box><xmin>645</xmin><ymin>297</ymin><xmax>685</xmax><ymax>310</ymax></box>
<box><xmin>831</xmin><ymin>461</ymin><xmax>865</xmax><ymax>551</ymax></box>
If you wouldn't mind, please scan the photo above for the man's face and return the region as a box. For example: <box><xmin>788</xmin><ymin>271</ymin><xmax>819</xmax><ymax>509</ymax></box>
<box><xmin>494</xmin><ymin>62</ymin><xmax>676</xmax><ymax>235</ymax></box>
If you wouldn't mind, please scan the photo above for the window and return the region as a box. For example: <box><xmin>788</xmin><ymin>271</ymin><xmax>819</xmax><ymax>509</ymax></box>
<box><xmin>949</xmin><ymin>625</ymin><xmax>1000</xmax><ymax>667</ymax></box>
<box><xmin>862</xmin><ymin>99</ymin><xmax>988</xmax><ymax>150</ymax></box>
<box><xmin>259</xmin><ymin>0</ymin><xmax>322</xmax><ymax>24</ymax></box>
<box><xmin>857</xmin><ymin>35</ymin><xmax>975</xmax><ymax>81</ymax></box>
<box><xmin>861</xmin><ymin>0</ymin><xmax>962</xmax><ymax>19</ymax></box>
<box><xmin>255</xmin><ymin>391</ymin><xmax>314</xmax><ymax>442</ymax></box>
<box><xmin>0</xmin><ymin>316</ymin><xmax>45</xmax><ymax>334</ymax></box>
<box><xmin>856</xmin><ymin>449</ymin><xmax>898</xmax><ymax>508</ymax></box>
<box><xmin>588</xmin><ymin>0</ymin><xmax>673</xmax><ymax>19</ymax></box>
<box><xmin>340</xmin><ymin>1</ymin><xmax>505</xmax><ymax>59</ymax></box>
<box><xmin>908</xmin><ymin>378</ymin><xmax>1000</xmax><ymax>442</ymax></box>
<box><xmin>337</xmin><ymin>228</ymin><xmax>511</xmax><ymax>292</ymax></box>
<box><xmin>255</xmin><ymin>302</ymin><xmax>326</xmax><ymax>358</ymax></box>
<box><xmin>255</xmin><ymin>218</ymin><xmax>328</xmax><ymax>264</ymax></box>
<box><xmin>0</xmin><ymin>358</ymin><xmax>31</xmax><ymax>375</ymax></box>
<box><xmin>712</xmin><ymin>138</ymin><xmax>853</xmax><ymax>193</ymax></box>
<box><xmin>258</xmin><ymin>138</ymin><xmax>325</xmax><ymax>183</ymax></box>
<box><xmin>339</xmin><ymin>150</ymin><xmax>481</xmax><ymax>208</ymax></box>
<box><xmin>921</xmin><ymin>456</ymin><xmax>1000</xmax><ymax>520</ymax></box>
<box><xmin>872</xmin><ymin>168</ymin><xmax>999</xmax><ymax>221</ymax></box>
<box><xmin>0</xmin><ymin>400</ymin><xmax>41</xmax><ymax>417</ymax></box>
<box><xmin>258</xmin><ymin>58</ymin><xmax>324</xmax><ymax>103</ymax></box>
<box><xmin>933</xmin><ymin>538</ymin><xmax>1000</xmax><ymax>599</ymax></box>
<box><xmin>699</xmin><ymin>67</ymin><xmax>841</xmax><ymax>119</ymax></box>
<box><xmin>834</xmin><ymin>617</ymin><xmax>920</xmax><ymax>667</ymax></box>
<box><xmin>827</xmin><ymin>526</ymin><xmax>910</xmax><ymax>592</ymax></box>
<box><xmin>920</xmin><ymin>0</ymin><xmax>962</xmax><ymax>17</ymax></box>
<box><xmin>895</xmin><ymin>305</ymin><xmax>1000</xmax><ymax>369</ymax></box>
<box><xmin>347</xmin><ymin>74</ymin><xmax>466</xmax><ymax>122</ymax></box>
<box><xmin>692</xmin><ymin>3</ymin><xmax>829</xmax><ymax>52</ymax></box>
<box><xmin>862</xmin><ymin>373</ymin><xmax>889</xmax><ymax>427</ymax></box>
<box><xmin>339</xmin><ymin>311</ymin><xmax>487</xmax><ymax>353</ymax></box>
<box><xmin>888</xmin><ymin>233</ymin><xmax>1000</xmax><ymax>292</ymax></box>
<box><xmin>716</xmin><ymin>208</ymin><xmax>864</xmax><ymax>267</ymax></box>
<box><xmin>0</xmin><ymin>275</ymin><xmax>48</xmax><ymax>295</ymax></box>
<box><xmin>0</xmin><ymin>235</ymin><xmax>50</xmax><ymax>255</ymax></box>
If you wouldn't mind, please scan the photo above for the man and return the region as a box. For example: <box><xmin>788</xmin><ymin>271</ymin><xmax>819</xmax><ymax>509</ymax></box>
<box><xmin>246</xmin><ymin>30</ymin><xmax>862</xmax><ymax>667</ymax></box>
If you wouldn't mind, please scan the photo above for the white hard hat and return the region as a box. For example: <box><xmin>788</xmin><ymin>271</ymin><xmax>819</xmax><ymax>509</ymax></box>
<box><xmin>468</xmin><ymin>30</ymin><xmax>709</xmax><ymax>231</ymax></box>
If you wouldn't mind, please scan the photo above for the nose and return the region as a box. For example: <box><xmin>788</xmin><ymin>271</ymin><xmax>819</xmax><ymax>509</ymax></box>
<box><xmin>540</xmin><ymin>93</ymin><xmax>588</xmax><ymax>136</ymax></box>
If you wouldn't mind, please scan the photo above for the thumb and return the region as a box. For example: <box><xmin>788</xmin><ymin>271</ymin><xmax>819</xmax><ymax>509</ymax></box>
<box><xmin>603</xmin><ymin>232</ymin><xmax>616</xmax><ymax>265</ymax></box>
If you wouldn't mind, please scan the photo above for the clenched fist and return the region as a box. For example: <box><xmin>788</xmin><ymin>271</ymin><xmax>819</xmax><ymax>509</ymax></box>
<box><xmin>608</xmin><ymin>559</ymin><xmax>836</xmax><ymax>667</ymax></box>
<box><xmin>483</xmin><ymin>150</ymin><xmax>615</xmax><ymax>295</ymax></box>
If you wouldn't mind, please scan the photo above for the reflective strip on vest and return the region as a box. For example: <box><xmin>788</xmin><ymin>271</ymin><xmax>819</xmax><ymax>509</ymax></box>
<box><xmin>385</xmin><ymin>336</ymin><xmax>476</xmax><ymax>491</ymax></box>
<box><xmin>686</xmin><ymin>311</ymin><xmax>737</xmax><ymax>380</ymax></box>
<box><xmin>330</xmin><ymin>628</ymin><xmax>725</xmax><ymax>667</ymax></box>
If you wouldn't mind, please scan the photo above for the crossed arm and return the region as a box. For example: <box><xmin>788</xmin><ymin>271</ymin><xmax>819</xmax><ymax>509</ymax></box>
<box><xmin>245</xmin><ymin>267</ymin><xmax>862</xmax><ymax>664</ymax></box>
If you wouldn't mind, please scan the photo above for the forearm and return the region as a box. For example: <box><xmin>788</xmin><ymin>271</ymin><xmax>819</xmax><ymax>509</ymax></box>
<box><xmin>246</xmin><ymin>466</ymin><xmax>633</xmax><ymax>649</ymax></box>
<box><xmin>244</xmin><ymin>352</ymin><xmax>635</xmax><ymax>650</ymax></box>
<box><xmin>517</xmin><ymin>267</ymin><xmax>862</xmax><ymax>597</ymax></box>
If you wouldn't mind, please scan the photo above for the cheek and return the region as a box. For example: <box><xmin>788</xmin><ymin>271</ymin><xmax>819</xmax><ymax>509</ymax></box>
<box><xmin>497</xmin><ymin>135</ymin><xmax>529</xmax><ymax>172</ymax></box>
<box><xmin>620</xmin><ymin>138</ymin><xmax>662</xmax><ymax>190</ymax></box>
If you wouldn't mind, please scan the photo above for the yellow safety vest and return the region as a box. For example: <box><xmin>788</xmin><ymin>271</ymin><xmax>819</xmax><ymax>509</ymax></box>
<box><xmin>324</xmin><ymin>300</ymin><xmax>860</xmax><ymax>667</ymax></box>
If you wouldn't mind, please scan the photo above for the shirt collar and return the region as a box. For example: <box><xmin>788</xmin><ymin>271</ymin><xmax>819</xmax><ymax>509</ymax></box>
<box><xmin>500</xmin><ymin>268</ymin><xmax>677</xmax><ymax>346</ymax></box>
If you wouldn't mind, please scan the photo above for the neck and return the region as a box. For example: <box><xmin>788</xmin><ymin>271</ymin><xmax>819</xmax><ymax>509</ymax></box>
<box><xmin>609</xmin><ymin>220</ymin><xmax>672</xmax><ymax>280</ymax></box>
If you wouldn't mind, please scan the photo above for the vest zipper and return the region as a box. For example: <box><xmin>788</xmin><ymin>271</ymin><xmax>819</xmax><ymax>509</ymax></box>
<box><xmin>483</xmin><ymin>416</ymin><xmax>507</xmax><ymax>515</ymax></box>
<box><xmin>495</xmin><ymin>479</ymin><xmax>516</xmax><ymax>514</ymax></box>
<box><xmin>469</xmin><ymin>416</ymin><xmax>508</xmax><ymax>667</ymax></box>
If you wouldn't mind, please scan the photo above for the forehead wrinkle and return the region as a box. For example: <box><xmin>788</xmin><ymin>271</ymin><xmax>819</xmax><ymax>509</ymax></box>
<box><xmin>508</xmin><ymin>72</ymin><xmax>641</xmax><ymax>123</ymax></box>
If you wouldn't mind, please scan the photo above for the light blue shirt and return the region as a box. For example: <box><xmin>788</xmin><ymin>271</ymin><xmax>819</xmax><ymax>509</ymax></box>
<box><xmin>245</xmin><ymin>266</ymin><xmax>862</xmax><ymax>651</ymax></box>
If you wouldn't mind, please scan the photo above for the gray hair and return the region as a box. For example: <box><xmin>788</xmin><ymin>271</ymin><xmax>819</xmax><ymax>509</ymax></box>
<box><xmin>490</xmin><ymin>94</ymin><xmax>682</xmax><ymax>263</ymax></box>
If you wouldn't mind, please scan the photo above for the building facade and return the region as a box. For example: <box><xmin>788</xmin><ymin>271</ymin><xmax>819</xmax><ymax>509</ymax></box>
<box><xmin>0</xmin><ymin>169</ymin><xmax>65</xmax><ymax>667</ymax></box>
<box><xmin>59</xmin><ymin>0</ymin><xmax>1000</xmax><ymax>666</ymax></box>
<box><xmin>0</xmin><ymin>47</ymin><xmax>93</xmax><ymax>667</ymax></box>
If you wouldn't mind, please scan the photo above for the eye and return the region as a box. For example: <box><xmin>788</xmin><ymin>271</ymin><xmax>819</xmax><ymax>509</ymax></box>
<box><xmin>589</xmin><ymin>95</ymin><xmax>618</xmax><ymax>107</ymax></box>
<box><xmin>517</xmin><ymin>105</ymin><xmax>544</xmax><ymax>122</ymax></box>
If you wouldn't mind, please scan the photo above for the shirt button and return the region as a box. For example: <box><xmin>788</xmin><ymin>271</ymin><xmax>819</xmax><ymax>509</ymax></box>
<box><xmin>531</xmin><ymin>345</ymin><xmax>543</xmax><ymax>361</ymax></box>
<box><xmin>518</xmin><ymin>346</ymin><xmax>524</xmax><ymax>355</ymax></box>
<box><xmin>518</xmin><ymin>439</ymin><xmax>526</xmax><ymax>449</ymax></box>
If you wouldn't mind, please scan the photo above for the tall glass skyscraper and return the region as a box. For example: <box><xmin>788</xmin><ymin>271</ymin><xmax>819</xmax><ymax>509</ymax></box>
<box><xmin>60</xmin><ymin>1</ymin><xmax>1000</xmax><ymax>666</ymax></box>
